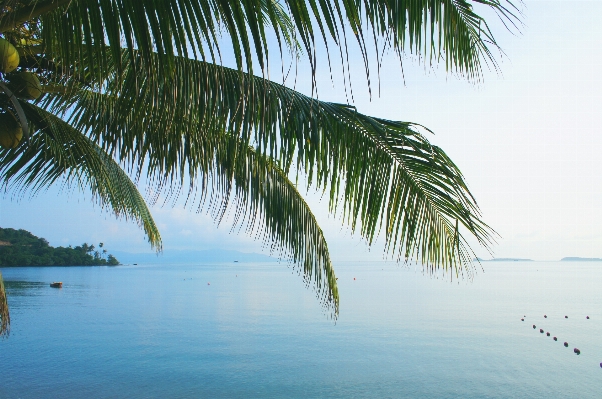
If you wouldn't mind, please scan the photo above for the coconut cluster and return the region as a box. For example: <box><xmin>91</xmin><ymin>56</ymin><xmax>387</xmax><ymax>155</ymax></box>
<box><xmin>0</xmin><ymin>37</ymin><xmax>45</xmax><ymax>148</ymax></box>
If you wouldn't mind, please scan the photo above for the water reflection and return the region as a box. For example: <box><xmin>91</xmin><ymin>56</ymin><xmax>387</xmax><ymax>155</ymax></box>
<box><xmin>0</xmin><ymin>263</ymin><xmax>601</xmax><ymax>398</ymax></box>
<box><xmin>4</xmin><ymin>280</ymin><xmax>48</xmax><ymax>296</ymax></box>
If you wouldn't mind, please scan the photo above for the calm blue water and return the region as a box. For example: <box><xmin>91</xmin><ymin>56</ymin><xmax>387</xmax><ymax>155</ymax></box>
<box><xmin>1</xmin><ymin>261</ymin><xmax>601</xmax><ymax>398</ymax></box>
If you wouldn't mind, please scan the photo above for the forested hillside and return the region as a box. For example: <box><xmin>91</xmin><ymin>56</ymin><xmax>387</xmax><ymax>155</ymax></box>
<box><xmin>0</xmin><ymin>228</ymin><xmax>119</xmax><ymax>266</ymax></box>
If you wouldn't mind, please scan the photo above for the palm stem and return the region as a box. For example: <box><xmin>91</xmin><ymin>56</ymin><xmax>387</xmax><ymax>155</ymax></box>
<box><xmin>0</xmin><ymin>273</ymin><xmax>9</xmax><ymax>337</ymax></box>
<box><xmin>0</xmin><ymin>0</ymin><xmax>71</xmax><ymax>33</ymax></box>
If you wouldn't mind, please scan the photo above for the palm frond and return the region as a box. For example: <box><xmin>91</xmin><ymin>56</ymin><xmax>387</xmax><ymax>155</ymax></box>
<box><xmin>44</xmin><ymin>54</ymin><xmax>494</xmax><ymax>278</ymax></box>
<box><xmin>0</xmin><ymin>272</ymin><xmax>8</xmax><ymax>337</ymax></box>
<box><xmin>210</xmin><ymin>135</ymin><xmax>338</xmax><ymax>315</ymax></box>
<box><xmin>0</xmin><ymin>100</ymin><xmax>162</xmax><ymax>250</ymax></box>
<box><xmin>1</xmin><ymin>0</ymin><xmax>519</xmax><ymax>83</ymax></box>
<box><xmin>0</xmin><ymin>88</ymin><xmax>337</xmax><ymax>312</ymax></box>
<box><xmin>11</xmin><ymin>0</ymin><xmax>301</xmax><ymax>80</ymax></box>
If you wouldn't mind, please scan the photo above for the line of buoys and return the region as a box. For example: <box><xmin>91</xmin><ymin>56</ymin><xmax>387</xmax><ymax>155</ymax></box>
<box><xmin>526</xmin><ymin>317</ymin><xmax>591</xmax><ymax>358</ymax></box>
<box><xmin>526</xmin><ymin>318</ymin><xmax>594</xmax><ymax>360</ymax></box>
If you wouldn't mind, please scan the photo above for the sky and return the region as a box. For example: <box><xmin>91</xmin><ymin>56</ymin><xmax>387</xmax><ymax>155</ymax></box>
<box><xmin>1</xmin><ymin>1</ymin><xmax>602</xmax><ymax>262</ymax></box>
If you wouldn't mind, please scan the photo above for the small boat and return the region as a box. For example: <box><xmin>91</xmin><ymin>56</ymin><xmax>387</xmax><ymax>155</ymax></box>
<box><xmin>50</xmin><ymin>282</ymin><xmax>62</xmax><ymax>288</ymax></box>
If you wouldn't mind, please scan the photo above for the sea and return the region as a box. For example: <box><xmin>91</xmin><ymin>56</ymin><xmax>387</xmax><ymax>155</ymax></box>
<box><xmin>1</xmin><ymin>261</ymin><xmax>601</xmax><ymax>398</ymax></box>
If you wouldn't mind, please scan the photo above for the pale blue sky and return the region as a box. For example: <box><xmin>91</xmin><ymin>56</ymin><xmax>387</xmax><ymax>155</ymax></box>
<box><xmin>1</xmin><ymin>1</ymin><xmax>601</xmax><ymax>261</ymax></box>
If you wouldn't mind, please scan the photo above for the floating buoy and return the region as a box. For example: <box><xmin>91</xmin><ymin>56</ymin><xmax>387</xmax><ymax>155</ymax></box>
<box><xmin>546</xmin><ymin>332</ymin><xmax>550</xmax><ymax>336</ymax></box>
<box><xmin>600</xmin><ymin>362</ymin><xmax>602</xmax><ymax>368</ymax></box>
<box><xmin>207</xmin><ymin>282</ymin><xmax>210</xmax><ymax>285</ymax></box>
<box><xmin>586</xmin><ymin>316</ymin><xmax>590</xmax><ymax>319</ymax></box>
<box><xmin>565</xmin><ymin>316</ymin><xmax>568</xmax><ymax>319</ymax></box>
<box><xmin>544</xmin><ymin>315</ymin><xmax>547</xmax><ymax>318</ymax></box>
<box><xmin>353</xmin><ymin>278</ymin><xmax>356</xmax><ymax>280</ymax></box>
<box><xmin>574</xmin><ymin>348</ymin><xmax>581</xmax><ymax>355</ymax></box>
<box><xmin>540</xmin><ymin>329</ymin><xmax>544</xmax><ymax>333</ymax></box>
<box><xmin>553</xmin><ymin>337</ymin><xmax>557</xmax><ymax>341</ymax></box>
<box><xmin>533</xmin><ymin>325</ymin><xmax>536</xmax><ymax>329</ymax></box>
<box><xmin>564</xmin><ymin>342</ymin><xmax>569</xmax><ymax>347</ymax></box>
<box><xmin>521</xmin><ymin>318</ymin><xmax>524</xmax><ymax>321</ymax></box>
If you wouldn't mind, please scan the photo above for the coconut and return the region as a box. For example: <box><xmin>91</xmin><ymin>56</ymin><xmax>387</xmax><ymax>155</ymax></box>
<box><xmin>8</xmin><ymin>71</ymin><xmax>43</xmax><ymax>100</ymax></box>
<box><xmin>0</xmin><ymin>113</ymin><xmax>23</xmax><ymax>149</ymax></box>
<box><xmin>0</xmin><ymin>38</ymin><xmax>20</xmax><ymax>73</ymax></box>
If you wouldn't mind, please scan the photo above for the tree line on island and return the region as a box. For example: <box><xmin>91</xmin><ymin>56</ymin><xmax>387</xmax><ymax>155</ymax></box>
<box><xmin>0</xmin><ymin>227</ymin><xmax>119</xmax><ymax>266</ymax></box>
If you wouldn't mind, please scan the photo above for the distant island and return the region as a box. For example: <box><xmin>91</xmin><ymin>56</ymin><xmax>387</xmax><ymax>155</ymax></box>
<box><xmin>560</xmin><ymin>257</ymin><xmax>602</xmax><ymax>262</ymax></box>
<box><xmin>0</xmin><ymin>227</ymin><xmax>119</xmax><ymax>266</ymax></box>
<box><xmin>474</xmin><ymin>257</ymin><xmax>534</xmax><ymax>262</ymax></box>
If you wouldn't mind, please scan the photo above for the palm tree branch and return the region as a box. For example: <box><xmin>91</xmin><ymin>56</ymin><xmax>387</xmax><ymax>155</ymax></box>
<box><xmin>29</xmin><ymin>0</ymin><xmax>302</xmax><ymax>80</ymax></box>
<box><xmin>210</xmin><ymin>134</ymin><xmax>339</xmax><ymax>315</ymax></box>
<box><xmin>43</xmin><ymin>54</ymin><xmax>494</xmax><ymax>277</ymax></box>
<box><xmin>0</xmin><ymin>0</ymin><xmax>71</xmax><ymax>33</ymax></box>
<box><xmin>3</xmin><ymin>0</ymin><xmax>519</xmax><ymax>84</ymax></box>
<box><xmin>0</xmin><ymin>99</ymin><xmax>162</xmax><ymax>250</ymax></box>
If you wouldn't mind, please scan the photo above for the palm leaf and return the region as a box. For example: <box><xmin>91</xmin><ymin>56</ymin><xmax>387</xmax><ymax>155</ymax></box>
<box><xmin>44</xmin><ymin>53</ymin><xmax>493</xmax><ymax>279</ymax></box>
<box><xmin>0</xmin><ymin>100</ymin><xmax>162</xmax><ymax>250</ymax></box>
<box><xmin>1</xmin><ymin>0</ymin><xmax>519</xmax><ymax>82</ymax></box>
<box><xmin>0</xmin><ymin>0</ymin><xmax>301</xmax><ymax>79</ymax></box>
<box><xmin>0</xmin><ymin>90</ymin><xmax>339</xmax><ymax>313</ymax></box>
<box><xmin>211</xmin><ymin>134</ymin><xmax>338</xmax><ymax>315</ymax></box>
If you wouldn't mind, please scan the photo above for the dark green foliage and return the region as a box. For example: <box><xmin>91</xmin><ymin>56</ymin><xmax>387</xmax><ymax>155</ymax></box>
<box><xmin>0</xmin><ymin>227</ymin><xmax>120</xmax><ymax>266</ymax></box>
